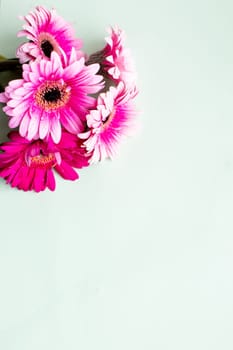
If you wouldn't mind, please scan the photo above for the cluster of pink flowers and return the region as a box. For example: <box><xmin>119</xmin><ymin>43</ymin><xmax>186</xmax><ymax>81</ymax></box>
<box><xmin>0</xmin><ymin>6</ymin><xmax>138</xmax><ymax>192</ymax></box>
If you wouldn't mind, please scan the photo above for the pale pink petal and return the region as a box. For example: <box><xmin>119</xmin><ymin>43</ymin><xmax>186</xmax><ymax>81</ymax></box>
<box><xmin>50</xmin><ymin>116</ymin><xmax>62</xmax><ymax>144</ymax></box>
<box><xmin>39</xmin><ymin>113</ymin><xmax>50</xmax><ymax>139</ymax></box>
<box><xmin>27</xmin><ymin>111</ymin><xmax>40</xmax><ymax>140</ymax></box>
<box><xmin>19</xmin><ymin>114</ymin><xmax>30</xmax><ymax>137</ymax></box>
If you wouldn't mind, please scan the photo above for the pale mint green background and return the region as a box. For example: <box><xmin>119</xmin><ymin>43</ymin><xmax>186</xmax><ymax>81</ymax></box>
<box><xmin>0</xmin><ymin>0</ymin><xmax>233</xmax><ymax>349</ymax></box>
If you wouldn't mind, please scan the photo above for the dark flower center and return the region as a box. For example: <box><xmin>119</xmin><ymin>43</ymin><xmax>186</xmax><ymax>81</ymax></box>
<box><xmin>43</xmin><ymin>88</ymin><xmax>61</xmax><ymax>102</ymax></box>
<box><xmin>41</xmin><ymin>40</ymin><xmax>54</xmax><ymax>58</ymax></box>
<box><xmin>36</xmin><ymin>81</ymin><xmax>71</xmax><ymax>111</ymax></box>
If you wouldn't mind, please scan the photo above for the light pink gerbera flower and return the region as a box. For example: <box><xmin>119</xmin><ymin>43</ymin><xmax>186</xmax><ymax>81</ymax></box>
<box><xmin>79</xmin><ymin>82</ymin><xmax>138</xmax><ymax>163</ymax></box>
<box><xmin>87</xmin><ymin>26</ymin><xmax>136</xmax><ymax>87</ymax></box>
<box><xmin>16</xmin><ymin>5</ymin><xmax>83</xmax><ymax>63</ymax></box>
<box><xmin>0</xmin><ymin>130</ymin><xmax>90</xmax><ymax>192</ymax></box>
<box><xmin>0</xmin><ymin>50</ymin><xmax>104</xmax><ymax>144</ymax></box>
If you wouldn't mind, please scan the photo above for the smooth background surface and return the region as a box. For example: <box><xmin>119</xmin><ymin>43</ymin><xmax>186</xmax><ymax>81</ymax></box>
<box><xmin>0</xmin><ymin>0</ymin><xmax>233</xmax><ymax>349</ymax></box>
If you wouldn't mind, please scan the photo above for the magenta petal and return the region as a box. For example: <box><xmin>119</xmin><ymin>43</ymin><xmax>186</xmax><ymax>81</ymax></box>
<box><xmin>63</xmin><ymin>59</ymin><xmax>84</xmax><ymax>79</ymax></box>
<box><xmin>0</xmin><ymin>129</ymin><xmax>89</xmax><ymax>191</ymax></box>
<box><xmin>60</xmin><ymin>108</ymin><xmax>83</xmax><ymax>134</ymax></box>
<box><xmin>55</xmin><ymin>161</ymin><xmax>78</xmax><ymax>181</ymax></box>
<box><xmin>46</xmin><ymin>169</ymin><xmax>56</xmax><ymax>191</ymax></box>
<box><xmin>33</xmin><ymin>168</ymin><xmax>46</xmax><ymax>192</ymax></box>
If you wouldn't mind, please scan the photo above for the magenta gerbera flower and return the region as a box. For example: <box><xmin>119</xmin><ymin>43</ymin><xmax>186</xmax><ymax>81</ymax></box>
<box><xmin>0</xmin><ymin>130</ymin><xmax>89</xmax><ymax>192</ymax></box>
<box><xmin>87</xmin><ymin>26</ymin><xmax>136</xmax><ymax>87</ymax></box>
<box><xmin>79</xmin><ymin>82</ymin><xmax>138</xmax><ymax>163</ymax></box>
<box><xmin>0</xmin><ymin>50</ymin><xmax>104</xmax><ymax>144</ymax></box>
<box><xmin>16</xmin><ymin>5</ymin><xmax>83</xmax><ymax>63</ymax></box>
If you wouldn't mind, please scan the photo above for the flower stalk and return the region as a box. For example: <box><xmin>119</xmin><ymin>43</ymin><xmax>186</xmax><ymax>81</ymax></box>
<box><xmin>0</xmin><ymin>58</ymin><xmax>22</xmax><ymax>92</ymax></box>
<box><xmin>0</xmin><ymin>58</ymin><xmax>20</xmax><ymax>72</ymax></box>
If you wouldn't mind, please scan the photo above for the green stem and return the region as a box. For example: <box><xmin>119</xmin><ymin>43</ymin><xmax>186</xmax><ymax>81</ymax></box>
<box><xmin>0</xmin><ymin>59</ymin><xmax>22</xmax><ymax>92</ymax></box>
<box><xmin>0</xmin><ymin>59</ymin><xmax>21</xmax><ymax>72</ymax></box>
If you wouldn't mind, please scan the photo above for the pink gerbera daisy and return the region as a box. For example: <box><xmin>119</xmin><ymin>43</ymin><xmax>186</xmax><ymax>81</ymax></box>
<box><xmin>87</xmin><ymin>26</ymin><xmax>136</xmax><ymax>87</ymax></box>
<box><xmin>0</xmin><ymin>130</ymin><xmax>89</xmax><ymax>192</ymax></box>
<box><xmin>79</xmin><ymin>82</ymin><xmax>138</xmax><ymax>163</ymax></box>
<box><xmin>16</xmin><ymin>5</ymin><xmax>83</xmax><ymax>63</ymax></box>
<box><xmin>0</xmin><ymin>50</ymin><xmax>104</xmax><ymax>144</ymax></box>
